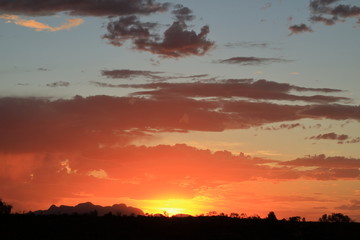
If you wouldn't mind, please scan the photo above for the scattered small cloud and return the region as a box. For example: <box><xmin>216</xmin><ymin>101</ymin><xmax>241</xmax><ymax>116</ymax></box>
<box><xmin>262</xmin><ymin>123</ymin><xmax>304</xmax><ymax>131</ymax></box>
<box><xmin>309</xmin><ymin>132</ymin><xmax>349</xmax><ymax>141</ymax></box>
<box><xmin>288</xmin><ymin>24</ymin><xmax>313</xmax><ymax>35</ymax></box>
<box><xmin>46</xmin><ymin>81</ymin><xmax>70</xmax><ymax>87</ymax></box>
<box><xmin>307</xmin><ymin>132</ymin><xmax>360</xmax><ymax>144</ymax></box>
<box><xmin>37</xmin><ymin>67</ymin><xmax>50</xmax><ymax>71</ymax></box>
<box><xmin>310</xmin><ymin>0</ymin><xmax>360</xmax><ymax>26</ymax></box>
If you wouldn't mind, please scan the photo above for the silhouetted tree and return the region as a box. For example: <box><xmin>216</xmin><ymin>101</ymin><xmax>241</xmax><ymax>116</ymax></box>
<box><xmin>206</xmin><ymin>211</ymin><xmax>217</xmax><ymax>216</ymax></box>
<box><xmin>0</xmin><ymin>199</ymin><xmax>12</xmax><ymax>215</ymax></box>
<box><xmin>267</xmin><ymin>211</ymin><xmax>277</xmax><ymax>221</ymax></box>
<box><xmin>319</xmin><ymin>213</ymin><xmax>352</xmax><ymax>223</ymax></box>
<box><xmin>288</xmin><ymin>216</ymin><xmax>301</xmax><ymax>222</ymax></box>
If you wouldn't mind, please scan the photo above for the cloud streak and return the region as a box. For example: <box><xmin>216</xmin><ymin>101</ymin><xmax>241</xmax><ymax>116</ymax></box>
<box><xmin>102</xmin><ymin>69</ymin><xmax>164</xmax><ymax>80</ymax></box>
<box><xmin>217</xmin><ymin>57</ymin><xmax>291</xmax><ymax>66</ymax></box>
<box><xmin>104</xmin><ymin>78</ymin><xmax>347</xmax><ymax>103</ymax></box>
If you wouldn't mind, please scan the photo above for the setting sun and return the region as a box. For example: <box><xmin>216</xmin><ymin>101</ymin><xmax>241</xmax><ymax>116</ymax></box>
<box><xmin>142</xmin><ymin>198</ymin><xmax>204</xmax><ymax>216</ymax></box>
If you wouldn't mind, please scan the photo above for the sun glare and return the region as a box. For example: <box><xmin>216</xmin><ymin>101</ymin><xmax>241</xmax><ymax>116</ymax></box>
<box><xmin>144</xmin><ymin>198</ymin><xmax>201</xmax><ymax>216</ymax></box>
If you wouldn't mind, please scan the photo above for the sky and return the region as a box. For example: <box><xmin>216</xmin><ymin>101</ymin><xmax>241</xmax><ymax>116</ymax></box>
<box><xmin>0</xmin><ymin>0</ymin><xmax>360</xmax><ymax>221</ymax></box>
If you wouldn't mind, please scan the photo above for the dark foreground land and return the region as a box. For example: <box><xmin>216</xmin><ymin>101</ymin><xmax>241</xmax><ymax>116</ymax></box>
<box><xmin>1</xmin><ymin>215</ymin><xmax>359</xmax><ymax>240</ymax></box>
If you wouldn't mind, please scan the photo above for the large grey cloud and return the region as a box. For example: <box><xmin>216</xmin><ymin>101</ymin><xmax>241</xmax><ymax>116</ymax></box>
<box><xmin>0</xmin><ymin>0</ymin><xmax>168</xmax><ymax>16</ymax></box>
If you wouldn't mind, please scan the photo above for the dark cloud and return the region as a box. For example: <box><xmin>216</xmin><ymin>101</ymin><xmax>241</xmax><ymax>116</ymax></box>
<box><xmin>0</xmin><ymin>1</ymin><xmax>214</xmax><ymax>58</ymax></box>
<box><xmin>103</xmin><ymin>5</ymin><xmax>214</xmax><ymax>58</ymax></box>
<box><xmin>46</xmin><ymin>81</ymin><xmax>70</xmax><ymax>87</ymax></box>
<box><xmin>299</xmin><ymin>104</ymin><xmax>360</xmax><ymax>121</ymax></box>
<box><xmin>288</xmin><ymin>24</ymin><xmax>313</xmax><ymax>35</ymax></box>
<box><xmin>137</xmin><ymin>22</ymin><xmax>214</xmax><ymax>57</ymax></box>
<box><xmin>101</xmin><ymin>69</ymin><xmax>163</xmax><ymax>80</ymax></box>
<box><xmin>217</xmin><ymin>57</ymin><xmax>291</xmax><ymax>66</ymax></box>
<box><xmin>309</xmin><ymin>132</ymin><xmax>349</xmax><ymax>141</ymax></box>
<box><xmin>172</xmin><ymin>4</ymin><xmax>195</xmax><ymax>22</ymax></box>
<box><xmin>0</xmin><ymin>0</ymin><xmax>169</xmax><ymax>16</ymax></box>
<box><xmin>309</xmin><ymin>0</ymin><xmax>360</xmax><ymax>26</ymax></box>
<box><xmin>0</xmin><ymin>96</ymin><xmax>225</xmax><ymax>152</ymax></box>
<box><xmin>262</xmin><ymin>123</ymin><xmax>304</xmax><ymax>131</ymax></box>
<box><xmin>280</xmin><ymin>154</ymin><xmax>360</xmax><ymax>169</ymax></box>
<box><xmin>343</xmin><ymin>137</ymin><xmax>360</xmax><ymax>144</ymax></box>
<box><xmin>0</xmin><ymin>89</ymin><xmax>358</xmax><ymax>153</ymax></box>
<box><xmin>114</xmin><ymin>79</ymin><xmax>347</xmax><ymax>103</ymax></box>
<box><xmin>307</xmin><ymin>132</ymin><xmax>360</xmax><ymax>144</ymax></box>
<box><xmin>102</xmin><ymin>15</ymin><xmax>158</xmax><ymax>47</ymax></box>
<box><xmin>91</xmin><ymin>81</ymin><xmax>122</xmax><ymax>88</ymax></box>
<box><xmin>310</xmin><ymin>15</ymin><xmax>336</xmax><ymax>25</ymax></box>
<box><xmin>100</xmin><ymin>69</ymin><xmax>208</xmax><ymax>81</ymax></box>
<box><xmin>313</xmin><ymin>135</ymin><xmax>360</xmax><ymax>145</ymax></box>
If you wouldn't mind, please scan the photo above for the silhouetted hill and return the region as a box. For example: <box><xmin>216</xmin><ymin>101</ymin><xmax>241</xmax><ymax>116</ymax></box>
<box><xmin>33</xmin><ymin>202</ymin><xmax>144</xmax><ymax>216</ymax></box>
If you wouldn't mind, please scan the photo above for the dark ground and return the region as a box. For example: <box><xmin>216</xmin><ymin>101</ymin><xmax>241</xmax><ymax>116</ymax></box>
<box><xmin>1</xmin><ymin>214</ymin><xmax>359</xmax><ymax>240</ymax></box>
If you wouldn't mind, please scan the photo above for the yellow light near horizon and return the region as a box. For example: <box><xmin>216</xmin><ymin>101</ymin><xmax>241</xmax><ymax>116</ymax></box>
<box><xmin>143</xmin><ymin>198</ymin><xmax>201</xmax><ymax>216</ymax></box>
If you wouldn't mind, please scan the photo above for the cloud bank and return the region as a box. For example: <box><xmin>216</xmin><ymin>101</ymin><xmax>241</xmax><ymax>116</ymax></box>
<box><xmin>0</xmin><ymin>0</ymin><xmax>168</xmax><ymax>16</ymax></box>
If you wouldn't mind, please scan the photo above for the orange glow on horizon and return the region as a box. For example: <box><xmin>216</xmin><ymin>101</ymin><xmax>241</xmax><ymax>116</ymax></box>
<box><xmin>141</xmin><ymin>198</ymin><xmax>206</xmax><ymax>216</ymax></box>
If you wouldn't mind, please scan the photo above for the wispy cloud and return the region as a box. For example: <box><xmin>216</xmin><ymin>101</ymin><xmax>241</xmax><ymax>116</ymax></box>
<box><xmin>110</xmin><ymin>78</ymin><xmax>346</xmax><ymax>103</ymax></box>
<box><xmin>102</xmin><ymin>69</ymin><xmax>164</xmax><ymax>80</ymax></box>
<box><xmin>46</xmin><ymin>81</ymin><xmax>70</xmax><ymax>87</ymax></box>
<box><xmin>217</xmin><ymin>57</ymin><xmax>291</xmax><ymax>66</ymax></box>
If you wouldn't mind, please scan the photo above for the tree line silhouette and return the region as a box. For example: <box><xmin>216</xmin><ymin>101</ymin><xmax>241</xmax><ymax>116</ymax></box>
<box><xmin>1</xmin><ymin>199</ymin><xmax>359</xmax><ymax>240</ymax></box>
<box><xmin>0</xmin><ymin>199</ymin><xmax>355</xmax><ymax>223</ymax></box>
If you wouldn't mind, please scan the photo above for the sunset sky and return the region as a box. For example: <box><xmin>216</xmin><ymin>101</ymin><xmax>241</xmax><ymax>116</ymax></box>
<box><xmin>1</xmin><ymin>0</ymin><xmax>360</xmax><ymax>221</ymax></box>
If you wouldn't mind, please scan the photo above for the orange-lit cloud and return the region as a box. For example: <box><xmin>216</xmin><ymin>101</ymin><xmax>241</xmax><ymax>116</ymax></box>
<box><xmin>1</xmin><ymin>144</ymin><xmax>360</xmax><ymax>220</ymax></box>
<box><xmin>0</xmin><ymin>14</ymin><xmax>83</xmax><ymax>31</ymax></box>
